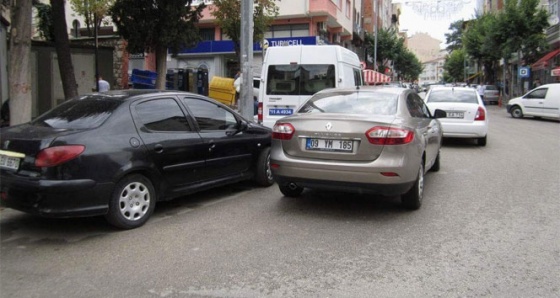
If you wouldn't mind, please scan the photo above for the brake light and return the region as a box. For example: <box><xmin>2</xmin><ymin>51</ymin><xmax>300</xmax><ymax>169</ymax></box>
<box><xmin>272</xmin><ymin>123</ymin><xmax>295</xmax><ymax>140</ymax></box>
<box><xmin>365</xmin><ymin>126</ymin><xmax>414</xmax><ymax>145</ymax></box>
<box><xmin>35</xmin><ymin>145</ymin><xmax>85</xmax><ymax>167</ymax></box>
<box><xmin>258</xmin><ymin>102</ymin><xmax>263</xmax><ymax>123</ymax></box>
<box><xmin>475</xmin><ymin>106</ymin><xmax>486</xmax><ymax>121</ymax></box>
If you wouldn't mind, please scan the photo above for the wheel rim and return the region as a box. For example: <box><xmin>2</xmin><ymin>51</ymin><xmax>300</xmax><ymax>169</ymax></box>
<box><xmin>512</xmin><ymin>108</ymin><xmax>522</xmax><ymax>118</ymax></box>
<box><xmin>265</xmin><ymin>153</ymin><xmax>273</xmax><ymax>181</ymax></box>
<box><xmin>118</xmin><ymin>181</ymin><xmax>151</xmax><ymax>221</ymax></box>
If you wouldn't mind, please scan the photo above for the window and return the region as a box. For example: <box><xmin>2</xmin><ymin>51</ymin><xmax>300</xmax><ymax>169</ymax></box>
<box><xmin>136</xmin><ymin>99</ymin><xmax>191</xmax><ymax>132</ymax></box>
<box><xmin>199</xmin><ymin>28</ymin><xmax>215</xmax><ymax>41</ymax></box>
<box><xmin>525</xmin><ymin>88</ymin><xmax>547</xmax><ymax>99</ymax></box>
<box><xmin>265</xmin><ymin>24</ymin><xmax>309</xmax><ymax>38</ymax></box>
<box><xmin>426</xmin><ymin>90</ymin><xmax>478</xmax><ymax>104</ymax></box>
<box><xmin>407</xmin><ymin>93</ymin><xmax>430</xmax><ymax>118</ymax></box>
<box><xmin>266</xmin><ymin>64</ymin><xmax>336</xmax><ymax>96</ymax></box>
<box><xmin>181</xmin><ymin>97</ymin><xmax>236</xmax><ymax>131</ymax></box>
<box><xmin>346</xmin><ymin>0</ymin><xmax>351</xmax><ymax>18</ymax></box>
<box><xmin>298</xmin><ymin>90</ymin><xmax>398</xmax><ymax>116</ymax></box>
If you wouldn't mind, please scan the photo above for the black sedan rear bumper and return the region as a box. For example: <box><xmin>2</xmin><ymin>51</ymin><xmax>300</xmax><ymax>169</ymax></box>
<box><xmin>0</xmin><ymin>173</ymin><xmax>113</xmax><ymax>218</ymax></box>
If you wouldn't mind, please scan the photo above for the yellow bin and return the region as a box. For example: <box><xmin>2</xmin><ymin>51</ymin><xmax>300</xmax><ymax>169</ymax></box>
<box><xmin>208</xmin><ymin>76</ymin><xmax>236</xmax><ymax>106</ymax></box>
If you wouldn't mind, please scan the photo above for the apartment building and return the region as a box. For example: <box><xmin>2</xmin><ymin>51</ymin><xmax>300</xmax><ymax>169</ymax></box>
<box><xmin>167</xmin><ymin>0</ymin><xmax>367</xmax><ymax>80</ymax></box>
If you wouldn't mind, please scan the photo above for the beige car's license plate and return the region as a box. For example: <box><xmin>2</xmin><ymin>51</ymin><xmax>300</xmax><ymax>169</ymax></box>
<box><xmin>306</xmin><ymin>138</ymin><xmax>353</xmax><ymax>152</ymax></box>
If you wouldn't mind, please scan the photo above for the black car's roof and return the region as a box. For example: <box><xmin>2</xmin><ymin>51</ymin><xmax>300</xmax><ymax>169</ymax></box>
<box><xmin>82</xmin><ymin>90</ymin><xmax>201</xmax><ymax>101</ymax></box>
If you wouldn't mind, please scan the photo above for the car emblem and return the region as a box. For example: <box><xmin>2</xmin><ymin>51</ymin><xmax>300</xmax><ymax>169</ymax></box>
<box><xmin>325</xmin><ymin>122</ymin><xmax>332</xmax><ymax>131</ymax></box>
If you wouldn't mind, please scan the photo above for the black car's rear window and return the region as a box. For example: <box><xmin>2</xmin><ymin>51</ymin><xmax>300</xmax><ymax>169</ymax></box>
<box><xmin>32</xmin><ymin>95</ymin><xmax>123</xmax><ymax>129</ymax></box>
<box><xmin>426</xmin><ymin>89</ymin><xmax>478</xmax><ymax>104</ymax></box>
<box><xmin>298</xmin><ymin>91</ymin><xmax>398</xmax><ymax>115</ymax></box>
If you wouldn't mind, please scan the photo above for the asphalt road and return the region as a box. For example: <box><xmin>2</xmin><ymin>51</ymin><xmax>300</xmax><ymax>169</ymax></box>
<box><xmin>1</xmin><ymin>105</ymin><xmax>559</xmax><ymax>297</ymax></box>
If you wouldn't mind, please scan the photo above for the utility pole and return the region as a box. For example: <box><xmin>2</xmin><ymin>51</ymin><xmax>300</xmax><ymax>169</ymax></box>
<box><xmin>373</xmin><ymin>0</ymin><xmax>378</xmax><ymax>71</ymax></box>
<box><xmin>240</xmin><ymin>0</ymin><xmax>254</xmax><ymax>119</ymax></box>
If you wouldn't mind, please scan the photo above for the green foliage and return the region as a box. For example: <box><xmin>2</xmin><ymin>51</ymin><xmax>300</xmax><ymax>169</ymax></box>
<box><xmin>111</xmin><ymin>0</ymin><xmax>206</xmax><ymax>55</ymax></box>
<box><xmin>443</xmin><ymin>49</ymin><xmax>465</xmax><ymax>82</ymax></box>
<box><xmin>211</xmin><ymin>0</ymin><xmax>279</xmax><ymax>62</ymax></box>
<box><xmin>70</xmin><ymin>0</ymin><xmax>115</xmax><ymax>35</ymax></box>
<box><xmin>34</xmin><ymin>2</ymin><xmax>54</xmax><ymax>41</ymax></box>
<box><xmin>444</xmin><ymin>20</ymin><xmax>464</xmax><ymax>52</ymax></box>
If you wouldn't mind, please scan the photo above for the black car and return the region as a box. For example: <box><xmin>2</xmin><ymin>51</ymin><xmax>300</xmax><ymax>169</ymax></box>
<box><xmin>0</xmin><ymin>90</ymin><xmax>273</xmax><ymax>229</ymax></box>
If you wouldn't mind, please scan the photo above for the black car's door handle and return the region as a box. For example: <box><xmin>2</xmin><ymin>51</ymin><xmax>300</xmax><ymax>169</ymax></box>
<box><xmin>154</xmin><ymin>144</ymin><xmax>163</xmax><ymax>153</ymax></box>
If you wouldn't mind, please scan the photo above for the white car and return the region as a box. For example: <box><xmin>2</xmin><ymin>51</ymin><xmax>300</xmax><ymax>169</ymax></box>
<box><xmin>424</xmin><ymin>86</ymin><xmax>488</xmax><ymax>146</ymax></box>
<box><xmin>507</xmin><ymin>83</ymin><xmax>560</xmax><ymax>120</ymax></box>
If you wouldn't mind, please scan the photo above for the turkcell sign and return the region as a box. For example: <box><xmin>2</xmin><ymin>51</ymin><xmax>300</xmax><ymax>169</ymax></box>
<box><xmin>177</xmin><ymin>36</ymin><xmax>320</xmax><ymax>54</ymax></box>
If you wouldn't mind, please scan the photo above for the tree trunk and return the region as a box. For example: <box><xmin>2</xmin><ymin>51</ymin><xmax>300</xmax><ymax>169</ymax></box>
<box><xmin>9</xmin><ymin>0</ymin><xmax>33</xmax><ymax>125</ymax></box>
<box><xmin>51</xmin><ymin>0</ymin><xmax>79</xmax><ymax>100</ymax></box>
<box><xmin>155</xmin><ymin>45</ymin><xmax>167</xmax><ymax>90</ymax></box>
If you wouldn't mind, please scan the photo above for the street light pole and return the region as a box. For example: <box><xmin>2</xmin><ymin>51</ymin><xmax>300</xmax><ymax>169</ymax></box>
<box><xmin>373</xmin><ymin>0</ymin><xmax>378</xmax><ymax>71</ymax></box>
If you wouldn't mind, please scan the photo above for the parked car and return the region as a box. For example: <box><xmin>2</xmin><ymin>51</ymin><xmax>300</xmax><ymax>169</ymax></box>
<box><xmin>482</xmin><ymin>84</ymin><xmax>500</xmax><ymax>105</ymax></box>
<box><xmin>270</xmin><ymin>86</ymin><xmax>446</xmax><ymax>210</ymax></box>
<box><xmin>507</xmin><ymin>83</ymin><xmax>560</xmax><ymax>120</ymax></box>
<box><xmin>424</xmin><ymin>86</ymin><xmax>488</xmax><ymax>146</ymax></box>
<box><xmin>0</xmin><ymin>90</ymin><xmax>274</xmax><ymax>229</ymax></box>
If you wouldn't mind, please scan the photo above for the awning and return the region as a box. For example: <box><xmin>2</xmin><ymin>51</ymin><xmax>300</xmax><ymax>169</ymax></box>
<box><xmin>531</xmin><ymin>49</ymin><xmax>560</xmax><ymax>71</ymax></box>
<box><xmin>552</xmin><ymin>67</ymin><xmax>560</xmax><ymax>77</ymax></box>
<box><xmin>363</xmin><ymin>69</ymin><xmax>391</xmax><ymax>85</ymax></box>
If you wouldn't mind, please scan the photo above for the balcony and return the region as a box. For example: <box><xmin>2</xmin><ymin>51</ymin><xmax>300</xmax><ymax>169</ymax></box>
<box><xmin>308</xmin><ymin>0</ymin><xmax>338</xmax><ymax>17</ymax></box>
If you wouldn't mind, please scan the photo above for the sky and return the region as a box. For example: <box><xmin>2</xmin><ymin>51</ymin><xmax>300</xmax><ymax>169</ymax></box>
<box><xmin>393</xmin><ymin>0</ymin><xmax>479</xmax><ymax>46</ymax></box>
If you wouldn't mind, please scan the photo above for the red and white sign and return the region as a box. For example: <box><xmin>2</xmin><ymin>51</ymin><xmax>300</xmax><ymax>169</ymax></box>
<box><xmin>551</xmin><ymin>67</ymin><xmax>560</xmax><ymax>77</ymax></box>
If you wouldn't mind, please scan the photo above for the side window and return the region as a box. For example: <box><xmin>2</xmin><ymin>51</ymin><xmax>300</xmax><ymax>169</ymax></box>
<box><xmin>135</xmin><ymin>98</ymin><xmax>191</xmax><ymax>132</ymax></box>
<box><xmin>406</xmin><ymin>93</ymin><xmax>424</xmax><ymax>118</ymax></box>
<box><xmin>181</xmin><ymin>97</ymin><xmax>237</xmax><ymax>131</ymax></box>
<box><xmin>413</xmin><ymin>94</ymin><xmax>431</xmax><ymax>118</ymax></box>
<box><xmin>353</xmin><ymin>68</ymin><xmax>362</xmax><ymax>86</ymax></box>
<box><xmin>526</xmin><ymin>88</ymin><xmax>547</xmax><ymax>99</ymax></box>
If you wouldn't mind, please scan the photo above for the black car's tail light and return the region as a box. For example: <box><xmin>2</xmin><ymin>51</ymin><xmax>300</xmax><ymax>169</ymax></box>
<box><xmin>35</xmin><ymin>145</ymin><xmax>85</xmax><ymax>167</ymax></box>
<box><xmin>272</xmin><ymin>123</ymin><xmax>295</xmax><ymax>140</ymax></box>
<box><xmin>365</xmin><ymin>126</ymin><xmax>414</xmax><ymax>145</ymax></box>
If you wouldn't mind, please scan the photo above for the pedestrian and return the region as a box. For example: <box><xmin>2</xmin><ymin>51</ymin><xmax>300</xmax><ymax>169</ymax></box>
<box><xmin>533</xmin><ymin>79</ymin><xmax>541</xmax><ymax>88</ymax></box>
<box><xmin>477</xmin><ymin>84</ymin><xmax>485</xmax><ymax>101</ymax></box>
<box><xmin>97</xmin><ymin>75</ymin><xmax>110</xmax><ymax>92</ymax></box>
<box><xmin>233</xmin><ymin>72</ymin><xmax>242</xmax><ymax>105</ymax></box>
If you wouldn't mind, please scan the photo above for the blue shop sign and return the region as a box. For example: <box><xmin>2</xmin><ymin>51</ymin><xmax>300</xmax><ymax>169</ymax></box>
<box><xmin>176</xmin><ymin>36</ymin><xmax>321</xmax><ymax>54</ymax></box>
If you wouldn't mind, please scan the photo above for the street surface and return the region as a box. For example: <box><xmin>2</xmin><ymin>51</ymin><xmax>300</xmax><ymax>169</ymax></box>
<box><xmin>1</xmin><ymin>105</ymin><xmax>559</xmax><ymax>297</ymax></box>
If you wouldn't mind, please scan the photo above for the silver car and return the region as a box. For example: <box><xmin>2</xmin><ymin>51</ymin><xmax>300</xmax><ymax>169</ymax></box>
<box><xmin>270</xmin><ymin>87</ymin><xmax>446</xmax><ymax>209</ymax></box>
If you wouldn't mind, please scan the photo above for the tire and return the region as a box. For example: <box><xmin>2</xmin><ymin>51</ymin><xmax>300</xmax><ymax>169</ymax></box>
<box><xmin>429</xmin><ymin>151</ymin><xmax>440</xmax><ymax>172</ymax></box>
<box><xmin>510</xmin><ymin>106</ymin><xmax>523</xmax><ymax>118</ymax></box>
<box><xmin>255</xmin><ymin>147</ymin><xmax>274</xmax><ymax>187</ymax></box>
<box><xmin>105</xmin><ymin>174</ymin><xmax>156</xmax><ymax>229</ymax></box>
<box><xmin>278</xmin><ymin>183</ymin><xmax>304</xmax><ymax>197</ymax></box>
<box><xmin>401</xmin><ymin>163</ymin><xmax>424</xmax><ymax>210</ymax></box>
<box><xmin>478</xmin><ymin>135</ymin><xmax>487</xmax><ymax>146</ymax></box>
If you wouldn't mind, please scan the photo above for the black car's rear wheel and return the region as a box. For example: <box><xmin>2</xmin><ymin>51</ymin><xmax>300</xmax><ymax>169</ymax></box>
<box><xmin>105</xmin><ymin>174</ymin><xmax>156</xmax><ymax>229</ymax></box>
<box><xmin>401</xmin><ymin>164</ymin><xmax>424</xmax><ymax>210</ymax></box>
<box><xmin>279</xmin><ymin>183</ymin><xmax>304</xmax><ymax>197</ymax></box>
<box><xmin>255</xmin><ymin>147</ymin><xmax>274</xmax><ymax>186</ymax></box>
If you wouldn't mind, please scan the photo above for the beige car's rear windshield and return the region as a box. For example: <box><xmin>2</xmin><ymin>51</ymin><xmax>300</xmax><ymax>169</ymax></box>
<box><xmin>298</xmin><ymin>92</ymin><xmax>398</xmax><ymax>115</ymax></box>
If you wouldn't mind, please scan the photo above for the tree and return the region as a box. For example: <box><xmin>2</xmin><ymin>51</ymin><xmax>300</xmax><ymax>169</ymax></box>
<box><xmin>34</xmin><ymin>1</ymin><xmax>55</xmax><ymax>41</ymax></box>
<box><xmin>210</xmin><ymin>0</ymin><xmax>279</xmax><ymax>65</ymax></box>
<box><xmin>51</xmin><ymin>0</ymin><xmax>79</xmax><ymax>100</ymax></box>
<box><xmin>69</xmin><ymin>0</ymin><xmax>115</xmax><ymax>36</ymax></box>
<box><xmin>444</xmin><ymin>20</ymin><xmax>464</xmax><ymax>52</ymax></box>
<box><xmin>364</xmin><ymin>27</ymin><xmax>402</xmax><ymax>73</ymax></box>
<box><xmin>111</xmin><ymin>0</ymin><xmax>206</xmax><ymax>89</ymax></box>
<box><xmin>463</xmin><ymin>13</ymin><xmax>501</xmax><ymax>83</ymax></box>
<box><xmin>9</xmin><ymin>0</ymin><xmax>33</xmax><ymax>125</ymax></box>
<box><xmin>443</xmin><ymin>49</ymin><xmax>465</xmax><ymax>82</ymax></box>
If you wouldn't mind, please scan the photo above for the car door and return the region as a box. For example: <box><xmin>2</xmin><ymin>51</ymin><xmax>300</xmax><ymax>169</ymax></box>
<box><xmin>541</xmin><ymin>87</ymin><xmax>560</xmax><ymax>118</ymax></box>
<box><xmin>131</xmin><ymin>97</ymin><xmax>207</xmax><ymax>188</ymax></box>
<box><xmin>521</xmin><ymin>87</ymin><xmax>547</xmax><ymax>116</ymax></box>
<box><xmin>407</xmin><ymin>93</ymin><xmax>440</xmax><ymax>168</ymax></box>
<box><xmin>180</xmin><ymin>96</ymin><xmax>255</xmax><ymax>181</ymax></box>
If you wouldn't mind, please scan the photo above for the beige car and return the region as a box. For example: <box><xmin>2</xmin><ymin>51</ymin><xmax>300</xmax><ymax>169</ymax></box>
<box><xmin>270</xmin><ymin>86</ymin><xmax>446</xmax><ymax>209</ymax></box>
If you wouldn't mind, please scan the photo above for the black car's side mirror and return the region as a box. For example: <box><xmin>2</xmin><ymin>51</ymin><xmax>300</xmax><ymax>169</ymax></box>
<box><xmin>226</xmin><ymin>119</ymin><xmax>248</xmax><ymax>136</ymax></box>
<box><xmin>433</xmin><ymin>109</ymin><xmax>446</xmax><ymax>118</ymax></box>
